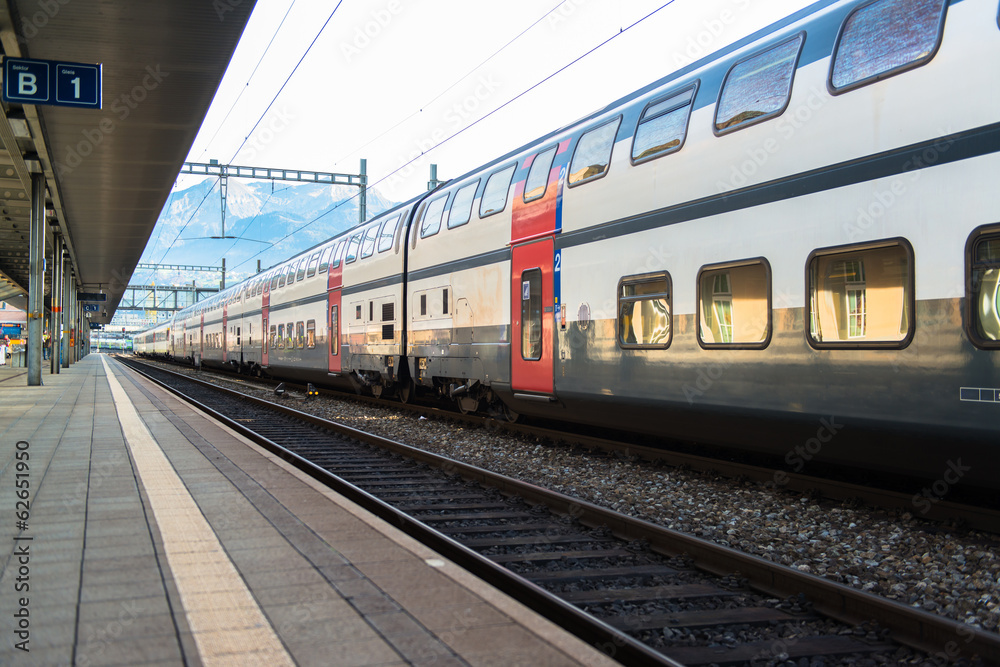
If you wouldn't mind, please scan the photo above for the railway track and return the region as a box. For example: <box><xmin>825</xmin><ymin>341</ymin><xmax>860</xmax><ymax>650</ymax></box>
<box><xmin>116</xmin><ymin>356</ymin><xmax>998</xmax><ymax>665</ymax></box>
<box><xmin>132</xmin><ymin>355</ymin><xmax>1000</xmax><ymax>533</ymax></box>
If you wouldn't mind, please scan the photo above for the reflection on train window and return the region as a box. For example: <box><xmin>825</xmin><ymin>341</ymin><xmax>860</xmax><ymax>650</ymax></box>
<box><xmin>287</xmin><ymin>264</ymin><xmax>297</xmax><ymax>285</ymax></box>
<box><xmin>306</xmin><ymin>252</ymin><xmax>320</xmax><ymax>278</ymax></box>
<box><xmin>698</xmin><ymin>261</ymin><xmax>770</xmax><ymax>347</ymax></box>
<box><xmin>521</xmin><ymin>269</ymin><xmax>542</xmax><ymax>360</ymax></box>
<box><xmin>277</xmin><ymin>267</ymin><xmax>287</xmax><ymax>288</ymax></box>
<box><xmin>480</xmin><ymin>164</ymin><xmax>516</xmax><ymax>218</ymax></box>
<box><xmin>569</xmin><ymin>117</ymin><xmax>621</xmax><ymax>186</ymax></box>
<box><xmin>296</xmin><ymin>258</ymin><xmax>306</xmax><ymax>281</ymax></box>
<box><xmin>715</xmin><ymin>34</ymin><xmax>803</xmax><ymax>134</ymax></box>
<box><xmin>362</xmin><ymin>225</ymin><xmax>379</xmax><ymax>258</ymax></box>
<box><xmin>330</xmin><ymin>240</ymin><xmax>346</xmax><ymax>269</ymax></box>
<box><xmin>830</xmin><ymin>0</ymin><xmax>946</xmax><ymax>93</ymax></box>
<box><xmin>355</xmin><ymin>304</ymin><xmax>362</xmax><ymax>321</ymax></box>
<box><xmin>296</xmin><ymin>322</ymin><xmax>305</xmax><ymax>348</ymax></box>
<box><xmin>618</xmin><ymin>273</ymin><xmax>671</xmax><ymax>349</ymax></box>
<box><xmin>808</xmin><ymin>241</ymin><xmax>912</xmax><ymax>346</ymax></box>
<box><xmin>345</xmin><ymin>234</ymin><xmax>361</xmax><ymax>263</ymax></box>
<box><xmin>524</xmin><ymin>146</ymin><xmax>557</xmax><ymax>202</ymax></box>
<box><xmin>421</xmin><ymin>195</ymin><xmax>448</xmax><ymax>238</ymax></box>
<box><xmin>286</xmin><ymin>322</ymin><xmax>294</xmax><ymax>348</ymax></box>
<box><xmin>306</xmin><ymin>320</ymin><xmax>316</xmax><ymax>349</ymax></box>
<box><xmin>330</xmin><ymin>305</ymin><xmax>339</xmax><ymax>356</ymax></box>
<box><xmin>318</xmin><ymin>246</ymin><xmax>332</xmax><ymax>272</ymax></box>
<box><xmin>632</xmin><ymin>84</ymin><xmax>697</xmax><ymax>163</ymax></box>
<box><xmin>969</xmin><ymin>233</ymin><xmax>1000</xmax><ymax>347</ymax></box>
<box><xmin>269</xmin><ymin>325</ymin><xmax>276</xmax><ymax>350</ymax></box>
<box><xmin>448</xmin><ymin>181</ymin><xmax>478</xmax><ymax>228</ymax></box>
<box><xmin>277</xmin><ymin>324</ymin><xmax>284</xmax><ymax>349</ymax></box>
<box><xmin>378</xmin><ymin>214</ymin><xmax>401</xmax><ymax>252</ymax></box>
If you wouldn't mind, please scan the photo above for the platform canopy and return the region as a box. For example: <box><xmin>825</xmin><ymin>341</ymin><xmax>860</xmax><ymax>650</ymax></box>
<box><xmin>0</xmin><ymin>0</ymin><xmax>256</xmax><ymax>322</ymax></box>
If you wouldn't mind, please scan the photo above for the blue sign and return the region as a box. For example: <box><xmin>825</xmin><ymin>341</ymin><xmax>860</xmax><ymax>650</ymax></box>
<box><xmin>3</xmin><ymin>57</ymin><xmax>101</xmax><ymax>109</ymax></box>
<box><xmin>82</xmin><ymin>304</ymin><xmax>99</xmax><ymax>313</ymax></box>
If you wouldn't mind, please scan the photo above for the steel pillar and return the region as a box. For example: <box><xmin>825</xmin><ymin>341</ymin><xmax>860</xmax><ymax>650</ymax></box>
<box><xmin>51</xmin><ymin>235</ymin><xmax>62</xmax><ymax>374</ymax></box>
<box><xmin>27</xmin><ymin>173</ymin><xmax>45</xmax><ymax>385</ymax></box>
<box><xmin>359</xmin><ymin>159</ymin><xmax>367</xmax><ymax>224</ymax></box>
<box><xmin>62</xmin><ymin>266</ymin><xmax>70</xmax><ymax>368</ymax></box>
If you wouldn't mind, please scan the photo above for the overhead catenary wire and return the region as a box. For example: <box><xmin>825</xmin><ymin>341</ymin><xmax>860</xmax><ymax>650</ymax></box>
<box><xmin>229</xmin><ymin>1</ymin><xmax>678</xmax><ymax>273</ymax></box>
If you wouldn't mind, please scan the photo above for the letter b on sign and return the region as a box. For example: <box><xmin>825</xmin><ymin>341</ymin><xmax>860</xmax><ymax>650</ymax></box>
<box><xmin>18</xmin><ymin>73</ymin><xmax>37</xmax><ymax>96</ymax></box>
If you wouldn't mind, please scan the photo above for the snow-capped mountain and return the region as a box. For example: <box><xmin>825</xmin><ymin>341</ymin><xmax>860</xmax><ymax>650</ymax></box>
<box><xmin>134</xmin><ymin>179</ymin><xmax>397</xmax><ymax>289</ymax></box>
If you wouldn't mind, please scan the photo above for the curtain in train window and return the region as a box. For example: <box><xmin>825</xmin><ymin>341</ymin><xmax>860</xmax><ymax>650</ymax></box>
<box><xmin>618</xmin><ymin>274</ymin><xmax>671</xmax><ymax>348</ymax></box>
<box><xmin>521</xmin><ymin>269</ymin><xmax>542</xmax><ymax>360</ymax></box>
<box><xmin>808</xmin><ymin>243</ymin><xmax>911</xmax><ymax>345</ymax></box>
<box><xmin>970</xmin><ymin>235</ymin><xmax>1000</xmax><ymax>344</ymax></box>
<box><xmin>715</xmin><ymin>34</ymin><xmax>802</xmax><ymax>134</ymax></box>
<box><xmin>830</xmin><ymin>0</ymin><xmax>946</xmax><ymax>92</ymax></box>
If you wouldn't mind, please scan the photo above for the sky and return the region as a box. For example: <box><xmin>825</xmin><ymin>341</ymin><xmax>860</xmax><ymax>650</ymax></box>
<box><xmin>159</xmin><ymin>0</ymin><xmax>809</xmax><ymax>260</ymax></box>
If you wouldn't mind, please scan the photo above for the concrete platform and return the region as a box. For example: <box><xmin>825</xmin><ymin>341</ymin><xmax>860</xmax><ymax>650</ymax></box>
<box><xmin>0</xmin><ymin>355</ymin><xmax>619</xmax><ymax>666</ymax></box>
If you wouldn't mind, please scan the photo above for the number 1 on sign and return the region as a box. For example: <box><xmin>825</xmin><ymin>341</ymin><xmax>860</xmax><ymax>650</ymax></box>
<box><xmin>70</xmin><ymin>77</ymin><xmax>80</xmax><ymax>98</ymax></box>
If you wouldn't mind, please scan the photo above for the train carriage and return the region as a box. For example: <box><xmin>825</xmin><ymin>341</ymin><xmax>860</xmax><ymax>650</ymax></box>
<box><xmin>136</xmin><ymin>0</ymin><xmax>1000</xmax><ymax>494</ymax></box>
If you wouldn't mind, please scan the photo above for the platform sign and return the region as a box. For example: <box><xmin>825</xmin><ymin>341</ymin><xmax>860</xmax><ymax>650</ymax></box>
<box><xmin>77</xmin><ymin>292</ymin><xmax>106</xmax><ymax>302</ymax></box>
<box><xmin>82</xmin><ymin>304</ymin><xmax>99</xmax><ymax>313</ymax></box>
<box><xmin>3</xmin><ymin>57</ymin><xmax>101</xmax><ymax>109</ymax></box>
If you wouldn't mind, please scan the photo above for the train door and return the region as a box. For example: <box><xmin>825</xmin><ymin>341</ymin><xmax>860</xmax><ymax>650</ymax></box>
<box><xmin>511</xmin><ymin>238</ymin><xmax>554</xmax><ymax>395</ymax></box>
<box><xmin>508</xmin><ymin>141</ymin><xmax>568</xmax><ymax>396</ymax></box>
<box><xmin>199</xmin><ymin>313</ymin><xmax>204</xmax><ymax>359</ymax></box>
<box><xmin>262</xmin><ymin>286</ymin><xmax>270</xmax><ymax>368</ymax></box>
<box><xmin>328</xmin><ymin>246</ymin><xmax>343</xmax><ymax>375</ymax></box>
<box><xmin>222</xmin><ymin>304</ymin><xmax>228</xmax><ymax>363</ymax></box>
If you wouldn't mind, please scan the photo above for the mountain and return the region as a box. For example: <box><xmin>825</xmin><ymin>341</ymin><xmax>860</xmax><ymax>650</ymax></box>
<box><xmin>134</xmin><ymin>179</ymin><xmax>397</xmax><ymax>290</ymax></box>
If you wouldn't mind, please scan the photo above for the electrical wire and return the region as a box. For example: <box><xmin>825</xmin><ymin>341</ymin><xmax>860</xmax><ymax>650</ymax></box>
<box><xmin>230</xmin><ymin>1</ymin><xmax>677</xmax><ymax>272</ymax></box>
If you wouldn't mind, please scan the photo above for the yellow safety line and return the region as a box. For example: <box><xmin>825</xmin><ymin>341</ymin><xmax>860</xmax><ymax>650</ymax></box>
<box><xmin>100</xmin><ymin>356</ymin><xmax>294</xmax><ymax>666</ymax></box>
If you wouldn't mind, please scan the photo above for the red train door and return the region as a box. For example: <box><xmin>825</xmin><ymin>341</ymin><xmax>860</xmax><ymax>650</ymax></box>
<box><xmin>509</xmin><ymin>142</ymin><xmax>568</xmax><ymax>396</ymax></box>
<box><xmin>262</xmin><ymin>287</ymin><xmax>270</xmax><ymax>367</ymax></box>
<box><xmin>328</xmin><ymin>249</ymin><xmax>343</xmax><ymax>375</ymax></box>
<box><xmin>511</xmin><ymin>239</ymin><xmax>554</xmax><ymax>394</ymax></box>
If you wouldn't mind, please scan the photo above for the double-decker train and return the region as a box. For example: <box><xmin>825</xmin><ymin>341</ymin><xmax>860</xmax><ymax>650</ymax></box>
<box><xmin>136</xmin><ymin>0</ymin><xmax>1000</xmax><ymax>495</ymax></box>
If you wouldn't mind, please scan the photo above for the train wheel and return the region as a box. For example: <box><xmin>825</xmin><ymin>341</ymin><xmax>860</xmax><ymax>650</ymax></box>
<box><xmin>502</xmin><ymin>403</ymin><xmax>520</xmax><ymax>423</ymax></box>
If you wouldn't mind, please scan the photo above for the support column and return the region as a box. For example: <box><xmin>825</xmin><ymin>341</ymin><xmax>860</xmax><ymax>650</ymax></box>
<box><xmin>61</xmin><ymin>265</ymin><xmax>70</xmax><ymax>368</ymax></box>
<box><xmin>51</xmin><ymin>235</ymin><xmax>62</xmax><ymax>374</ymax></box>
<box><xmin>27</xmin><ymin>173</ymin><xmax>45</xmax><ymax>386</ymax></box>
<box><xmin>359</xmin><ymin>158</ymin><xmax>367</xmax><ymax>224</ymax></box>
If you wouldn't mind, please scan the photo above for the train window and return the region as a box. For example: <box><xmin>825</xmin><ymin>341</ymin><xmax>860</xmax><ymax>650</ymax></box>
<box><xmin>269</xmin><ymin>325</ymin><xmax>276</xmax><ymax>350</ymax></box>
<box><xmin>807</xmin><ymin>240</ymin><xmax>913</xmax><ymax>348</ymax></box>
<box><xmin>286</xmin><ymin>322</ymin><xmax>294</xmax><ymax>348</ymax></box>
<box><xmin>697</xmin><ymin>259</ymin><xmax>771</xmax><ymax>348</ymax></box>
<box><xmin>318</xmin><ymin>246</ymin><xmax>332</xmax><ymax>273</ymax></box>
<box><xmin>421</xmin><ymin>196</ymin><xmax>448</xmax><ymax>238</ymax></box>
<box><xmin>330</xmin><ymin>305</ymin><xmax>339</xmax><ymax>356</ymax></box>
<box><xmin>521</xmin><ymin>269</ymin><xmax>543</xmax><ymax>360</ymax></box>
<box><xmin>286</xmin><ymin>264</ymin><xmax>297</xmax><ymax>286</ymax></box>
<box><xmin>715</xmin><ymin>33</ymin><xmax>803</xmax><ymax>135</ymax></box>
<box><xmin>345</xmin><ymin>234</ymin><xmax>361</xmax><ymax>263</ymax></box>
<box><xmin>569</xmin><ymin>117</ymin><xmax>621</xmax><ymax>186</ymax></box>
<box><xmin>632</xmin><ymin>83</ymin><xmax>697</xmax><ymax>164</ymax></box>
<box><xmin>306</xmin><ymin>252</ymin><xmax>320</xmax><ymax>278</ymax></box>
<box><xmin>524</xmin><ymin>146</ymin><xmax>557</xmax><ymax>203</ymax></box>
<box><xmin>278</xmin><ymin>267</ymin><xmax>287</xmax><ymax>288</ymax></box>
<box><xmin>301</xmin><ymin>321</ymin><xmax>310</xmax><ymax>348</ymax></box>
<box><xmin>378</xmin><ymin>214</ymin><xmax>401</xmax><ymax>252</ymax></box>
<box><xmin>360</xmin><ymin>225</ymin><xmax>378</xmax><ymax>258</ymax></box>
<box><xmin>443</xmin><ymin>288</ymin><xmax>449</xmax><ymax>315</ymax></box>
<box><xmin>966</xmin><ymin>229</ymin><xmax>1000</xmax><ymax>349</ymax></box>
<box><xmin>618</xmin><ymin>273</ymin><xmax>671</xmax><ymax>349</ymax></box>
<box><xmin>330</xmin><ymin>240</ymin><xmax>346</xmax><ymax>269</ymax></box>
<box><xmin>296</xmin><ymin>258</ymin><xmax>307</xmax><ymax>281</ymax></box>
<box><xmin>829</xmin><ymin>0</ymin><xmax>946</xmax><ymax>94</ymax></box>
<box><xmin>480</xmin><ymin>164</ymin><xmax>517</xmax><ymax>218</ymax></box>
<box><xmin>355</xmin><ymin>304</ymin><xmax>362</xmax><ymax>321</ymax></box>
<box><xmin>277</xmin><ymin>324</ymin><xmax>284</xmax><ymax>349</ymax></box>
<box><xmin>420</xmin><ymin>293</ymin><xmax>427</xmax><ymax>317</ymax></box>
<box><xmin>448</xmin><ymin>181</ymin><xmax>478</xmax><ymax>228</ymax></box>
